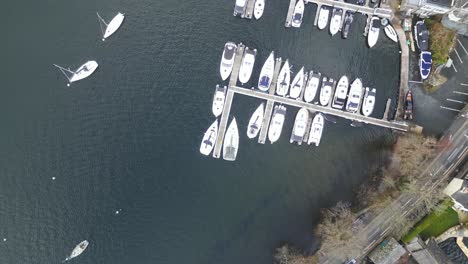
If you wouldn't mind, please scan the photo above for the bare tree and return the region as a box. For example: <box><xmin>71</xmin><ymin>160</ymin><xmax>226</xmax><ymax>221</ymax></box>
<box><xmin>274</xmin><ymin>245</ymin><xmax>317</xmax><ymax>264</ymax></box>
<box><xmin>393</xmin><ymin>134</ymin><xmax>437</xmax><ymax>178</ymax></box>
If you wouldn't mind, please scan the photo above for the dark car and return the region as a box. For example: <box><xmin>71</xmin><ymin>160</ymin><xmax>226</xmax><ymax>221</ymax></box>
<box><xmin>345</xmin><ymin>0</ymin><xmax>365</xmax><ymax>6</ymax></box>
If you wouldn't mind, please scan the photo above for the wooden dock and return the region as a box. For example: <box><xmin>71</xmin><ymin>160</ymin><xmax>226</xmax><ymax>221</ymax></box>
<box><xmin>230</xmin><ymin>86</ymin><xmax>409</xmax><ymax>131</ymax></box>
<box><xmin>313</xmin><ymin>4</ymin><xmax>322</xmax><ymax>26</ymax></box>
<box><xmin>244</xmin><ymin>0</ymin><xmax>256</xmax><ymax>19</ymax></box>
<box><xmin>305</xmin><ymin>0</ymin><xmax>393</xmax><ymax>19</ymax></box>
<box><xmin>285</xmin><ymin>0</ymin><xmax>297</xmax><ymax>27</ymax></box>
<box><xmin>392</xmin><ymin>18</ymin><xmax>409</xmax><ymax>121</ymax></box>
<box><xmin>212</xmin><ymin>44</ymin><xmax>245</xmax><ymax>158</ymax></box>
<box><xmin>258</xmin><ymin>57</ymin><xmax>283</xmax><ymax>144</ymax></box>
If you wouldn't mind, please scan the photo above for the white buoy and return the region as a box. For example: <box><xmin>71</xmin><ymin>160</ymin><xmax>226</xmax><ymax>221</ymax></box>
<box><xmin>52</xmin><ymin>177</ymin><xmax>56</xmax><ymax>180</ymax></box>
<box><xmin>3</xmin><ymin>238</ymin><xmax>7</xmax><ymax>242</ymax></box>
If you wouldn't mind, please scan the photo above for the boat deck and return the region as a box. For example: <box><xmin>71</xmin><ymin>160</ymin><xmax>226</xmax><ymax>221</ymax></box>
<box><xmin>306</xmin><ymin>0</ymin><xmax>392</xmax><ymax>19</ymax></box>
<box><xmin>244</xmin><ymin>0</ymin><xmax>256</xmax><ymax>19</ymax></box>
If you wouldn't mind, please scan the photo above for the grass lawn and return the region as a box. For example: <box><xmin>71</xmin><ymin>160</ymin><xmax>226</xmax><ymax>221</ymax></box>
<box><xmin>402</xmin><ymin>200</ymin><xmax>459</xmax><ymax>244</ymax></box>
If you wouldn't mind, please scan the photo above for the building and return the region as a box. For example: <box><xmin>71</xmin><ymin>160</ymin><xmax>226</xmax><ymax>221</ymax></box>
<box><xmin>443</xmin><ymin>178</ymin><xmax>468</xmax><ymax>212</ymax></box>
<box><xmin>368</xmin><ymin>238</ymin><xmax>407</xmax><ymax>264</ymax></box>
<box><xmin>406</xmin><ymin>237</ymin><xmax>453</xmax><ymax>264</ymax></box>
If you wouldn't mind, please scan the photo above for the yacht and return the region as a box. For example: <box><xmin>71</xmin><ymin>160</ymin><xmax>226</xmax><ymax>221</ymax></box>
<box><xmin>319</xmin><ymin>77</ymin><xmax>333</xmax><ymax>106</ymax></box>
<box><xmin>346</xmin><ymin>78</ymin><xmax>363</xmax><ymax>113</ymax></box>
<box><xmin>420</xmin><ymin>51</ymin><xmax>432</xmax><ymax>80</ymax></box>
<box><xmin>291</xmin><ymin>0</ymin><xmax>305</xmax><ymax>28</ymax></box>
<box><xmin>220</xmin><ymin>42</ymin><xmax>237</xmax><ymax>81</ymax></box>
<box><xmin>384</xmin><ymin>24</ymin><xmax>398</xmax><ymax>42</ymax></box>
<box><xmin>332</xmin><ymin>75</ymin><xmax>349</xmax><ymax>109</ymax></box>
<box><xmin>254</xmin><ymin>0</ymin><xmax>265</xmax><ymax>20</ymax></box>
<box><xmin>307</xmin><ymin>113</ymin><xmax>324</xmax><ymax>147</ymax></box>
<box><xmin>276</xmin><ymin>60</ymin><xmax>291</xmax><ymax>96</ymax></box>
<box><xmin>200</xmin><ymin>120</ymin><xmax>218</xmax><ymax>156</ymax></box>
<box><xmin>290</xmin><ymin>108</ymin><xmax>309</xmax><ymax>145</ymax></box>
<box><xmin>304</xmin><ymin>71</ymin><xmax>321</xmax><ymax>103</ymax></box>
<box><xmin>289</xmin><ymin>67</ymin><xmax>305</xmax><ymax>99</ymax></box>
<box><xmin>367</xmin><ymin>17</ymin><xmax>380</xmax><ymax>48</ymax></box>
<box><xmin>361</xmin><ymin>87</ymin><xmax>376</xmax><ymax>117</ymax></box>
<box><xmin>317</xmin><ymin>6</ymin><xmax>330</xmax><ymax>30</ymax></box>
<box><xmin>329</xmin><ymin>8</ymin><xmax>343</xmax><ymax>36</ymax></box>
<box><xmin>212</xmin><ymin>85</ymin><xmax>226</xmax><ymax>117</ymax></box>
<box><xmin>96</xmin><ymin>12</ymin><xmax>125</xmax><ymax>41</ymax></box>
<box><xmin>223</xmin><ymin>118</ymin><xmax>239</xmax><ymax>161</ymax></box>
<box><xmin>247</xmin><ymin>103</ymin><xmax>264</xmax><ymax>139</ymax></box>
<box><xmin>53</xmin><ymin>61</ymin><xmax>98</xmax><ymax>86</ymax></box>
<box><xmin>234</xmin><ymin>0</ymin><xmax>247</xmax><ymax>17</ymax></box>
<box><xmin>258</xmin><ymin>51</ymin><xmax>275</xmax><ymax>91</ymax></box>
<box><xmin>268</xmin><ymin>105</ymin><xmax>286</xmax><ymax>144</ymax></box>
<box><xmin>238</xmin><ymin>47</ymin><xmax>257</xmax><ymax>84</ymax></box>
<box><xmin>414</xmin><ymin>21</ymin><xmax>429</xmax><ymax>51</ymax></box>
<box><xmin>63</xmin><ymin>240</ymin><xmax>89</xmax><ymax>262</ymax></box>
<box><xmin>341</xmin><ymin>13</ymin><xmax>354</xmax><ymax>39</ymax></box>
<box><xmin>403</xmin><ymin>90</ymin><xmax>413</xmax><ymax>120</ymax></box>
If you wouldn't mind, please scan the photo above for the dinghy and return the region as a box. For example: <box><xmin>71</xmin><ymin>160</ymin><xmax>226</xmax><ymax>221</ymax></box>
<box><xmin>254</xmin><ymin>0</ymin><xmax>265</xmax><ymax>20</ymax></box>
<box><xmin>290</xmin><ymin>108</ymin><xmax>309</xmax><ymax>145</ymax></box>
<box><xmin>304</xmin><ymin>71</ymin><xmax>321</xmax><ymax>103</ymax></box>
<box><xmin>258</xmin><ymin>51</ymin><xmax>275</xmax><ymax>91</ymax></box>
<box><xmin>53</xmin><ymin>61</ymin><xmax>98</xmax><ymax>86</ymax></box>
<box><xmin>97</xmin><ymin>12</ymin><xmax>125</xmax><ymax>41</ymax></box>
<box><xmin>361</xmin><ymin>87</ymin><xmax>376</xmax><ymax>117</ymax></box>
<box><xmin>289</xmin><ymin>67</ymin><xmax>305</xmax><ymax>99</ymax></box>
<box><xmin>63</xmin><ymin>240</ymin><xmax>89</xmax><ymax>262</ymax></box>
<box><xmin>268</xmin><ymin>105</ymin><xmax>286</xmax><ymax>144</ymax></box>
<box><xmin>200</xmin><ymin>120</ymin><xmax>218</xmax><ymax>156</ymax></box>
<box><xmin>223</xmin><ymin>118</ymin><xmax>239</xmax><ymax>161</ymax></box>
<box><xmin>247</xmin><ymin>103</ymin><xmax>264</xmax><ymax>139</ymax></box>
<box><xmin>384</xmin><ymin>24</ymin><xmax>398</xmax><ymax>43</ymax></box>
<box><xmin>307</xmin><ymin>113</ymin><xmax>324</xmax><ymax>147</ymax></box>
<box><xmin>276</xmin><ymin>60</ymin><xmax>291</xmax><ymax>96</ymax></box>
<box><xmin>212</xmin><ymin>85</ymin><xmax>226</xmax><ymax>117</ymax></box>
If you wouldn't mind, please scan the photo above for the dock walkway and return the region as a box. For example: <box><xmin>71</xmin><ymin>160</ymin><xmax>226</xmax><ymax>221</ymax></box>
<box><xmin>393</xmin><ymin>18</ymin><xmax>409</xmax><ymax>120</ymax></box>
<box><xmin>244</xmin><ymin>0</ymin><xmax>256</xmax><ymax>19</ymax></box>
<box><xmin>285</xmin><ymin>0</ymin><xmax>297</xmax><ymax>27</ymax></box>
<box><xmin>306</xmin><ymin>0</ymin><xmax>393</xmax><ymax>20</ymax></box>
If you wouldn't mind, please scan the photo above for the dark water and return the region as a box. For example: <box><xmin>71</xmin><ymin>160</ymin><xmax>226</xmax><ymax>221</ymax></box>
<box><xmin>2</xmin><ymin>1</ymin><xmax>402</xmax><ymax>263</ymax></box>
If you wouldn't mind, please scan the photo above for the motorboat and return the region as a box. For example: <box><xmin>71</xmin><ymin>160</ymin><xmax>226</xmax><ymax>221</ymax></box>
<box><xmin>317</xmin><ymin>6</ymin><xmax>330</xmax><ymax>30</ymax></box>
<box><xmin>258</xmin><ymin>51</ymin><xmax>275</xmax><ymax>91</ymax></box>
<box><xmin>276</xmin><ymin>60</ymin><xmax>291</xmax><ymax>96</ymax></box>
<box><xmin>384</xmin><ymin>24</ymin><xmax>398</xmax><ymax>42</ymax></box>
<box><xmin>414</xmin><ymin>21</ymin><xmax>429</xmax><ymax>51</ymax></box>
<box><xmin>53</xmin><ymin>61</ymin><xmax>98</xmax><ymax>86</ymax></box>
<box><xmin>268</xmin><ymin>105</ymin><xmax>286</xmax><ymax>144</ymax></box>
<box><xmin>200</xmin><ymin>120</ymin><xmax>218</xmax><ymax>156</ymax></box>
<box><xmin>319</xmin><ymin>77</ymin><xmax>333</xmax><ymax>106</ymax></box>
<box><xmin>367</xmin><ymin>17</ymin><xmax>380</xmax><ymax>48</ymax></box>
<box><xmin>329</xmin><ymin>8</ymin><xmax>343</xmax><ymax>36</ymax></box>
<box><xmin>234</xmin><ymin>0</ymin><xmax>247</xmax><ymax>17</ymax></box>
<box><xmin>342</xmin><ymin>13</ymin><xmax>354</xmax><ymax>39</ymax></box>
<box><xmin>304</xmin><ymin>71</ymin><xmax>321</xmax><ymax>103</ymax></box>
<box><xmin>361</xmin><ymin>87</ymin><xmax>376</xmax><ymax>117</ymax></box>
<box><xmin>96</xmin><ymin>12</ymin><xmax>125</xmax><ymax>41</ymax></box>
<box><xmin>223</xmin><ymin>118</ymin><xmax>239</xmax><ymax>161</ymax></box>
<box><xmin>219</xmin><ymin>42</ymin><xmax>237</xmax><ymax>81</ymax></box>
<box><xmin>307</xmin><ymin>113</ymin><xmax>324</xmax><ymax>147</ymax></box>
<box><xmin>419</xmin><ymin>51</ymin><xmax>432</xmax><ymax>80</ymax></box>
<box><xmin>254</xmin><ymin>0</ymin><xmax>265</xmax><ymax>20</ymax></box>
<box><xmin>63</xmin><ymin>240</ymin><xmax>89</xmax><ymax>262</ymax></box>
<box><xmin>291</xmin><ymin>0</ymin><xmax>305</xmax><ymax>28</ymax></box>
<box><xmin>332</xmin><ymin>75</ymin><xmax>349</xmax><ymax>109</ymax></box>
<box><xmin>247</xmin><ymin>103</ymin><xmax>264</xmax><ymax>139</ymax></box>
<box><xmin>238</xmin><ymin>47</ymin><xmax>257</xmax><ymax>84</ymax></box>
<box><xmin>212</xmin><ymin>85</ymin><xmax>226</xmax><ymax>117</ymax></box>
<box><xmin>289</xmin><ymin>67</ymin><xmax>305</xmax><ymax>99</ymax></box>
<box><xmin>403</xmin><ymin>90</ymin><xmax>413</xmax><ymax>120</ymax></box>
<box><xmin>290</xmin><ymin>108</ymin><xmax>309</xmax><ymax>145</ymax></box>
<box><xmin>346</xmin><ymin>78</ymin><xmax>363</xmax><ymax>113</ymax></box>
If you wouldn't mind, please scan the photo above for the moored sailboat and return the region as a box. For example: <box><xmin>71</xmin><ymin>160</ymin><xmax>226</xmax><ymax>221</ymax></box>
<box><xmin>258</xmin><ymin>51</ymin><xmax>275</xmax><ymax>91</ymax></box>
<box><xmin>53</xmin><ymin>61</ymin><xmax>99</xmax><ymax>86</ymax></box>
<box><xmin>289</xmin><ymin>67</ymin><xmax>305</xmax><ymax>99</ymax></box>
<box><xmin>276</xmin><ymin>60</ymin><xmax>291</xmax><ymax>96</ymax></box>
<box><xmin>96</xmin><ymin>12</ymin><xmax>125</xmax><ymax>41</ymax></box>
<box><xmin>63</xmin><ymin>240</ymin><xmax>89</xmax><ymax>262</ymax></box>
<box><xmin>200</xmin><ymin>120</ymin><xmax>218</xmax><ymax>156</ymax></box>
<box><xmin>223</xmin><ymin>118</ymin><xmax>239</xmax><ymax>161</ymax></box>
<box><xmin>247</xmin><ymin>103</ymin><xmax>264</xmax><ymax>139</ymax></box>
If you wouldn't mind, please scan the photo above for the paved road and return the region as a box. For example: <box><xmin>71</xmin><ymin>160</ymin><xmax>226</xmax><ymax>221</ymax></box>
<box><xmin>321</xmin><ymin>106</ymin><xmax>468</xmax><ymax>264</ymax></box>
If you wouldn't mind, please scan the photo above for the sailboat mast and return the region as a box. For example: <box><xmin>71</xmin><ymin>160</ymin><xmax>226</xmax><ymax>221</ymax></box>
<box><xmin>53</xmin><ymin>64</ymin><xmax>75</xmax><ymax>82</ymax></box>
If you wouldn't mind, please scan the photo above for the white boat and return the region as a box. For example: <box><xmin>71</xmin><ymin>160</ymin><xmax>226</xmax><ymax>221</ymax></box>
<box><xmin>276</xmin><ymin>60</ymin><xmax>291</xmax><ymax>96</ymax></box>
<box><xmin>291</xmin><ymin>0</ymin><xmax>305</xmax><ymax>28</ymax></box>
<box><xmin>384</xmin><ymin>24</ymin><xmax>398</xmax><ymax>43</ymax></box>
<box><xmin>319</xmin><ymin>77</ymin><xmax>333</xmax><ymax>106</ymax></box>
<box><xmin>329</xmin><ymin>9</ymin><xmax>343</xmax><ymax>36</ymax></box>
<box><xmin>247</xmin><ymin>103</ymin><xmax>264</xmax><ymax>139</ymax></box>
<box><xmin>254</xmin><ymin>0</ymin><xmax>265</xmax><ymax>20</ymax></box>
<box><xmin>53</xmin><ymin>61</ymin><xmax>98</xmax><ymax>86</ymax></box>
<box><xmin>420</xmin><ymin>51</ymin><xmax>432</xmax><ymax>80</ymax></box>
<box><xmin>234</xmin><ymin>0</ymin><xmax>247</xmax><ymax>17</ymax></box>
<box><xmin>220</xmin><ymin>42</ymin><xmax>237</xmax><ymax>81</ymax></box>
<box><xmin>346</xmin><ymin>78</ymin><xmax>364</xmax><ymax>113</ymax></box>
<box><xmin>97</xmin><ymin>12</ymin><xmax>125</xmax><ymax>41</ymax></box>
<box><xmin>332</xmin><ymin>75</ymin><xmax>349</xmax><ymax>109</ymax></box>
<box><xmin>304</xmin><ymin>71</ymin><xmax>321</xmax><ymax>103</ymax></box>
<box><xmin>238</xmin><ymin>47</ymin><xmax>257</xmax><ymax>84</ymax></box>
<box><xmin>63</xmin><ymin>240</ymin><xmax>89</xmax><ymax>262</ymax></box>
<box><xmin>307</xmin><ymin>113</ymin><xmax>324</xmax><ymax>147</ymax></box>
<box><xmin>289</xmin><ymin>67</ymin><xmax>305</xmax><ymax>99</ymax></box>
<box><xmin>268</xmin><ymin>105</ymin><xmax>286</xmax><ymax>144</ymax></box>
<box><xmin>200</xmin><ymin>120</ymin><xmax>218</xmax><ymax>156</ymax></box>
<box><xmin>258</xmin><ymin>51</ymin><xmax>275</xmax><ymax>91</ymax></box>
<box><xmin>361</xmin><ymin>87</ymin><xmax>376</xmax><ymax>117</ymax></box>
<box><xmin>212</xmin><ymin>85</ymin><xmax>226</xmax><ymax>117</ymax></box>
<box><xmin>317</xmin><ymin>7</ymin><xmax>330</xmax><ymax>30</ymax></box>
<box><xmin>367</xmin><ymin>17</ymin><xmax>380</xmax><ymax>48</ymax></box>
<box><xmin>290</xmin><ymin>108</ymin><xmax>309</xmax><ymax>145</ymax></box>
<box><xmin>223</xmin><ymin>118</ymin><xmax>239</xmax><ymax>161</ymax></box>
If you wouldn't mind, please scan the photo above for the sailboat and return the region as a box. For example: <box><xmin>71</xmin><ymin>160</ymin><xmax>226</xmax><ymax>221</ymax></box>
<box><xmin>276</xmin><ymin>60</ymin><xmax>290</xmax><ymax>96</ymax></box>
<box><xmin>53</xmin><ymin>61</ymin><xmax>99</xmax><ymax>86</ymax></box>
<box><xmin>223</xmin><ymin>118</ymin><xmax>239</xmax><ymax>161</ymax></box>
<box><xmin>96</xmin><ymin>12</ymin><xmax>125</xmax><ymax>41</ymax></box>
<box><xmin>63</xmin><ymin>240</ymin><xmax>89</xmax><ymax>262</ymax></box>
<box><xmin>289</xmin><ymin>67</ymin><xmax>305</xmax><ymax>99</ymax></box>
<box><xmin>247</xmin><ymin>103</ymin><xmax>264</xmax><ymax>139</ymax></box>
<box><xmin>200</xmin><ymin>120</ymin><xmax>218</xmax><ymax>155</ymax></box>
<box><xmin>258</xmin><ymin>51</ymin><xmax>275</xmax><ymax>92</ymax></box>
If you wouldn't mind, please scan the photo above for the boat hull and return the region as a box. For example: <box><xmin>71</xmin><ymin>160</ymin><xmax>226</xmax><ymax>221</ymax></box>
<box><xmin>290</xmin><ymin>108</ymin><xmax>309</xmax><ymax>144</ymax></box>
<box><xmin>361</xmin><ymin>87</ymin><xmax>376</xmax><ymax>117</ymax></box>
<box><xmin>304</xmin><ymin>72</ymin><xmax>320</xmax><ymax>103</ymax></box>
<box><xmin>276</xmin><ymin>60</ymin><xmax>290</xmax><ymax>96</ymax></box>
<box><xmin>289</xmin><ymin>67</ymin><xmax>304</xmax><ymax>99</ymax></box>
<box><xmin>332</xmin><ymin>75</ymin><xmax>349</xmax><ymax>109</ymax></box>
<box><xmin>317</xmin><ymin>8</ymin><xmax>330</xmax><ymax>30</ymax></box>
<box><xmin>254</xmin><ymin>0</ymin><xmax>265</xmax><ymax>19</ymax></box>
<box><xmin>268</xmin><ymin>105</ymin><xmax>286</xmax><ymax>143</ymax></box>
<box><xmin>291</xmin><ymin>0</ymin><xmax>305</xmax><ymax>28</ymax></box>
<box><xmin>200</xmin><ymin>120</ymin><xmax>218</xmax><ymax>155</ymax></box>
<box><xmin>212</xmin><ymin>85</ymin><xmax>226</xmax><ymax>117</ymax></box>
<box><xmin>69</xmin><ymin>61</ymin><xmax>99</xmax><ymax>83</ymax></box>
<box><xmin>220</xmin><ymin>42</ymin><xmax>237</xmax><ymax>81</ymax></box>
<box><xmin>238</xmin><ymin>48</ymin><xmax>257</xmax><ymax>84</ymax></box>
<box><xmin>329</xmin><ymin>9</ymin><xmax>342</xmax><ymax>36</ymax></box>
<box><xmin>384</xmin><ymin>25</ymin><xmax>398</xmax><ymax>42</ymax></box>
<box><xmin>103</xmin><ymin>13</ymin><xmax>125</xmax><ymax>40</ymax></box>
<box><xmin>346</xmin><ymin>78</ymin><xmax>363</xmax><ymax>113</ymax></box>
<box><xmin>258</xmin><ymin>52</ymin><xmax>275</xmax><ymax>91</ymax></box>
<box><xmin>247</xmin><ymin>103</ymin><xmax>264</xmax><ymax>139</ymax></box>
<box><xmin>223</xmin><ymin>118</ymin><xmax>239</xmax><ymax>161</ymax></box>
<box><xmin>308</xmin><ymin>113</ymin><xmax>324</xmax><ymax>147</ymax></box>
